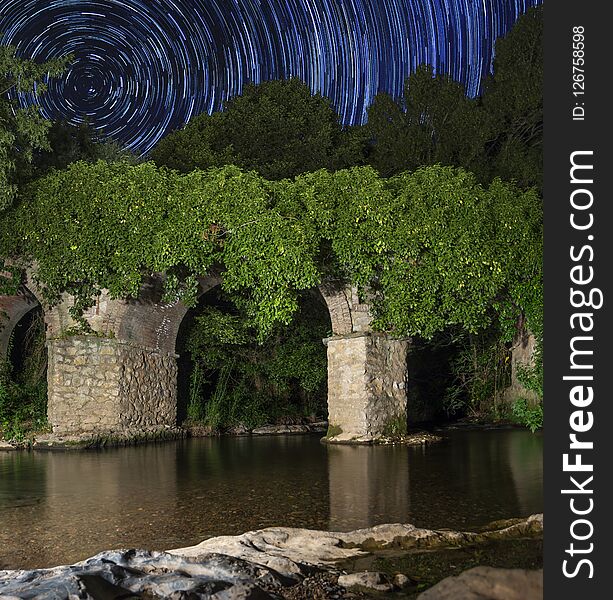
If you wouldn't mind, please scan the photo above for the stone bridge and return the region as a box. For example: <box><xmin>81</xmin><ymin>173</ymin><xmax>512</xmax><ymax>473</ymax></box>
<box><xmin>0</xmin><ymin>272</ymin><xmax>409</xmax><ymax>443</ymax></box>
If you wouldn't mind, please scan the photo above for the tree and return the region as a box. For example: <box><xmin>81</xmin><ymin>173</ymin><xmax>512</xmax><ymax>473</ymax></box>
<box><xmin>403</xmin><ymin>65</ymin><xmax>485</xmax><ymax>173</ymax></box>
<box><xmin>151</xmin><ymin>78</ymin><xmax>344</xmax><ymax>179</ymax></box>
<box><xmin>365</xmin><ymin>67</ymin><xmax>485</xmax><ymax>178</ymax></box>
<box><xmin>364</xmin><ymin>93</ymin><xmax>412</xmax><ymax>177</ymax></box>
<box><xmin>0</xmin><ymin>44</ymin><xmax>68</xmax><ymax>210</ymax></box>
<box><xmin>33</xmin><ymin>120</ymin><xmax>139</xmax><ymax>175</ymax></box>
<box><xmin>148</xmin><ymin>111</ymin><xmax>231</xmax><ymax>174</ymax></box>
<box><xmin>481</xmin><ymin>6</ymin><xmax>543</xmax><ymax>190</ymax></box>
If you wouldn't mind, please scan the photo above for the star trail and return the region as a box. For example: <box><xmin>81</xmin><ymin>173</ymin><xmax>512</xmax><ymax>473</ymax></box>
<box><xmin>1</xmin><ymin>0</ymin><xmax>542</xmax><ymax>155</ymax></box>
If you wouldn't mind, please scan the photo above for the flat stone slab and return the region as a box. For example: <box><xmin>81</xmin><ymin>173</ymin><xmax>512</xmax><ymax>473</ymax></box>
<box><xmin>32</xmin><ymin>426</ymin><xmax>186</xmax><ymax>449</ymax></box>
<box><xmin>170</xmin><ymin>514</ymin><xmax>543</xmax><ymax>577</ymax></box>
<box><xmin>338</xmin><ymin>571</ymin><xmax>394</xmax><ymax>592</ymax></box>
<box><xmin>252</xmin><ymin>424</ymin><xmax>310</xmax><ymax>435</ymax></box>
<box><xmin>417</xmin><ymin>566</ymin><xmax>543</xmax><ymax>600</ymax></box>
<box><xmin>323</xmin><ymin>430</ymin><xmax>443</xmax><ymax>445</ymax></box>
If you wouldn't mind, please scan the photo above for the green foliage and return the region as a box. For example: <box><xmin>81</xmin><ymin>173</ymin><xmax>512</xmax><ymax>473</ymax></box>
<box><xmin>2</xmin><ymin>160</ymin><xmax>541</xmax><ymax>345</ymax></box>
<box><xmin>382</xmin><ymin>414</ymin><xmax>408</xmax><ymax>438</ymax></box>
<box><xmin>186</xmin><ymin>362</ymin><xmax>206</xmax><ymax>422</ymax></box>
<box><xmin>365</xmin><ymin>66</ymin><xmax>485</xmax><ymax>178</ymax></box>
<box><xmin>444</xmin><ymin>328</ymin><xmax>511</xmax><ymax>418</ymax></box>
<box><xmin>185</xmin><ymin>292</ymin><xmax>329</xmax><ymax>429</ymax></box>
<box><xmin>33</xmin><ymin>120</ymin><xmax>139</xmax><ymax>175</ymax></box>
<box><xmin>371</xmin><ymin>169</ymin><xmax>541</xmax><ymax>339</ymax></box>
<box><xmin>364</xmin><ymin>6</ymin><xmax>543</xmax><ymax>190</ymax></box>
<box><xmin>325</xmin><ymin>424</ymin><xmax>343</xmax><ymax>438</ymax></box>
<box><xmin>511</xmin><ymin>398</ymin><xmax>543</xmax><ymax>433</ymax></box>
<box><xmin>151</xmin><ymin>78</ymin><xmax>345</xmax><ymax>179</ymax></box>
<box><xmin>364</xmin><ymin>93</ymin><xmax>413</xmax><ymax>177</ymax></box>
<box><xmin>0</xmin><ymin>311</ymin><xmax>48</xmax><ymax>441</ymax></box>
<box><xmin>481</xmin><ymin>6</ymin><xmax>543</xmax><ymax>190</ymax></box>
<box><xmin>516</xmin><ymin>332</ymin><xmax>543</xmax><ymax>403</ymax></box>
<box><xmin>403</xmin><ymin>65</ymin><xmax>486</xmax><ymax>170</ymax></box>
<box><xmin>1</xmin><ymin>44</ymin><xmax>69</xmax><ymax>211</ymax></box>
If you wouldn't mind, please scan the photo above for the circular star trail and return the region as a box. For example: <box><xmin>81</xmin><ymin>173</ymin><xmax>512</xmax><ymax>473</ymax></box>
<box><xmin>1</xmin><ymin>0</ymin><xmax>541</xmax><ymax>155</ymax></box>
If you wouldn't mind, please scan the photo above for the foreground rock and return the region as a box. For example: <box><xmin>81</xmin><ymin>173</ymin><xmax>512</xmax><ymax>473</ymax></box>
<box><xmin>0</xmin><ymin>515</ymin><xmax>542</xmax><ymax>599</ymax></box>
<box><xmin>0</xmin><ymin>550</ymin><xmax>288</xmax><ymax>599</ymax></box>
<box><xmin>418</xmin><ymin>566</ymin><xmax>543</xmax><ymax>600</ymax></box>
<box><xmin>170</xmin><ymin>514</ymin><xmax>543</xmax><ymax>577</ymax></box>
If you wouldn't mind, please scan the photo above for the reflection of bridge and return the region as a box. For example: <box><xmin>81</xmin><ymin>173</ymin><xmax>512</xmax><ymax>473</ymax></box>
<box><xmin>0</xmin><ymin>431</ymin><xmax>543</xmax><ymax>568</ymax></box>
<box><xmin>0</xmin><ymin>271</ymin><xmax>408</xmax><ymax>442</ymax></box>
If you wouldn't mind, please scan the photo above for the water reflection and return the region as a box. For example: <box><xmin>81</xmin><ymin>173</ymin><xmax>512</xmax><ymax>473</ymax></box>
<box><xmin>0</xmin><ymin>429</ymin><xmax>542</xmax><ymax>570</ymax></box>
<box><xmin>328</xmin><ymin>444</ymin><xmax>410</xmax><ymax>530</ymax></box>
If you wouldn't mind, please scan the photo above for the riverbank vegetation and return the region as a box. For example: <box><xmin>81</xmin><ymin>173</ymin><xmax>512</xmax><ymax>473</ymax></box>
<box><xmin>0</xmin><ymin>310</ymin><xmax>47</xmax><ymax>441</ymax></box>
<box><xmin>0</xmin><ymin>7</ymin><xmax>542</xmax><ymax>438</ymax></box>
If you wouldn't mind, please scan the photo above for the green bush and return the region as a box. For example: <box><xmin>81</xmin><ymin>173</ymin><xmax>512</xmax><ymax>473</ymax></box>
<box><xmin>184</xmin><ymin>291</ymin><xmax>329</xmax><ymax>430</ymax></box>
<box><xmin>444</xmin><ymin>327</ymin><xmax>511</xmax><ymax>418</ymax></box>
<box><xmin>0</xmin><ymin>364</ymin><xmax>48</xmax><ymax>442</ymax></box>
<box><xmin>0</xmin><ymin>311</ymin><xmax>48</xmax><ymax>441</ymax></box>
<box><xmin>511</xmin><ymin>398</ymin><xmax>543</xmax><ymax>433</ymax></box>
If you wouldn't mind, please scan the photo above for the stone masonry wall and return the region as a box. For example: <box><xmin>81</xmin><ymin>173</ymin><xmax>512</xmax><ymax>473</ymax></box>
<box><xmin>119</xmin><ymin>346</ymin><xmax>178</xmax><ymax>430</ymax></box>
<box><xmin>48</xmin><ymin>337</ymin><xmax>177</xmax><ymax>436</ymax></box>
<box><xmin>325</xmin><ymin>333</ymin><xmax>409</xmax><ymax>442</ymax></box>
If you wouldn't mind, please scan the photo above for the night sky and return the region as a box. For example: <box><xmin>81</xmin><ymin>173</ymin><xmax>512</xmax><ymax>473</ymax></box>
<box><xmin>1</xmin><ymin>0</ymin><xmax>542</xmax><ymax>155</ymax></box>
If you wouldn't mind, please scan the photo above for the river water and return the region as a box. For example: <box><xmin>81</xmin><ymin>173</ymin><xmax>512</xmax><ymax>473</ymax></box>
<box><xmin>0</xmin><ymin>428</ymin><xmax>542</xmax><ymax>570</ymax></box>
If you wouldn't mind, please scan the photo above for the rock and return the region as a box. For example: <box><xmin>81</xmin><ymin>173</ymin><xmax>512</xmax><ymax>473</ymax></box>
<box><xmin>170</xmin><ymin>515</ymin><xmax>543</xmax><ymax>577</ymax></box>
<box><xmin>186</xmin><ymin>424</ymin><xmax>217</xmax><ymax>437</ymax></box>
<box><xmin>393</xmin><ymin>573</ymin><xmax>413</xmax><ymax>589</ymax></box>
<box><xmin>338</xmin><ymin>571</ymin><xmax>394</xmax><ymax>592</ymax></box>
<box><xmin>307</xmin><ymin>421</ymin><xmax>328</xmax><ymax>433</ymax></box>
<box><xmin>0</xmin><ymin>549</ymin><xmax>284</xmax><ymax>599</ymax></box>
<box><xmin>0</xmin><ymin>440</ymin><xmax>17</xmax><ymax>451</ymax></box>
<box><xmin>32</xmin><ymin>426</ymin><xmax>186</xmax><ymax>449</ymax></box>
<box><xmin>228</xmin><ymin>424</ymin><xmax>251</xmax><ymax>435</ymax></box>
<box><xmin>0</xmin><ymin>517</ymin><xmax>543</xmax><ymax>599</ymax></box>
<box><xmin>322</xmin><ymin>430</ymin><xmax>443</xmax><ymax>445</ymax></box>
<box><xmin>251</xmin><ymin>425</ymin><xmax>309</xmax><ymax>435</ymax></box>
<box><xmin>417</xmin><ymin>566</ymin><xmax>543</xmax><ymax>600</ymax></box>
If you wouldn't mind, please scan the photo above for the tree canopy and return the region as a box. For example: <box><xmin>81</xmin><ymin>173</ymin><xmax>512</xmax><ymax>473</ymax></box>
<box><xmin>0</xmin><ymin>45</ymin><xmax>68</xmax><ymax>211</ymax></box>
<box><xmin>33</xmin><ymin>120</ymin><xmax>139</xmax><ymax>175</ymax></box>
<box><xmin>364</xmin><ymin>6</ymin><xmax>542</xmax><ymax>188</ymax></box>
<box><xmin>480</xmin><ymin>5</ymin><xmax>543</xmax><ymax>189</ymax></box>
<box><xmin>150</xmin><ymin>78</ymin><xmax>347</xmax><ymax>180</ymax></box>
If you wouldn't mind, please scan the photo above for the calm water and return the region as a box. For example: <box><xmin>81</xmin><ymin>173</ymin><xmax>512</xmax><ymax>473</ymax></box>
<box><xmin>0</xmin><ymin>429</ymin><xmax>542</xmax><ymax>570</ymax></box>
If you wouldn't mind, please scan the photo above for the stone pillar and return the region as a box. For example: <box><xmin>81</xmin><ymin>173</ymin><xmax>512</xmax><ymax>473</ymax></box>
<box><xmin>324</xmin><ymin>332</ymin><xmax>409</xmax><ymax>443</ymax></box>
<box><xmin>47</xmin><ymin>337</ymin><xmax>177</xmax><ymax>436</ymax></box>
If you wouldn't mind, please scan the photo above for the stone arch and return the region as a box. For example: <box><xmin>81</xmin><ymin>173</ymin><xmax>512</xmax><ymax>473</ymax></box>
<box><xmin>317</xmin><ymin>281</ymin><xmax>374</xmax><ymax>335</ymax></box>
<box><xmin>0</xmin><ymin>290</ymin><xmax>40</xmax><ymax>360</ymax></box>
<box><xmin>2</xmin><ymin>269</ymin><xmax>410</xmax><ymax>442</ymax></box>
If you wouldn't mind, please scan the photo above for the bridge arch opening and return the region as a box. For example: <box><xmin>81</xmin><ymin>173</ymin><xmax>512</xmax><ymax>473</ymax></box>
<box><xmin>0</xmin><ymin>294</ymin><xmax>47</xmax><ymax>436</ymax></box>
<box><xmin>175</xmin><ymin>285</ymin><xmax>332</xmax><ymax>431</ymax></box>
